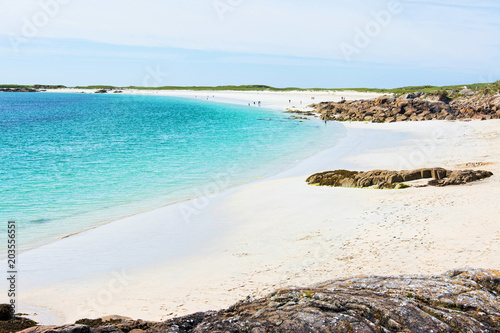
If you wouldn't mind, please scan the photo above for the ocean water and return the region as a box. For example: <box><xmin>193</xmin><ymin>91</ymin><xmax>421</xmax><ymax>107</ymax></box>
<box><xmin>0</xmin><ymin>92</ymin><xmax>344</xmax><ymax>254</ymax></box>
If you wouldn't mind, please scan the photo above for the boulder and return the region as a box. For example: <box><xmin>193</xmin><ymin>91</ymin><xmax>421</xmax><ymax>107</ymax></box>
<box><xmin>142</xmin><ymin>269</ymin><xmax>500</xmax><ymax>332</ymax></box>
<box><xmin>19</xmin><ymin>325</ymin><xmax>90</xmax><ymax>333</ymax></box>
<box><xmin>401</xmin><ymin>92</ymin><xmax>416</xmax><ymax>100</ymax></box>
<box><xmin>315</xmin><ymin>90</ymin><xmax>500</xmax><ymax>123</ymax></box>
<box><xmin>45</xmin><ymin>269</ymin><xmax>500</xmax><ymax>333</ymax></box>
<box><xmin>429</xmin><ymin>170</ymin><xmax>494</xmax><ymax>186</ymax></box>
<box><xmin>0</xmin><ymin>304</ymin><xmax>14</xmax><ymax>321</ymax></box>
<box><xmin>306</xmin><ymin>168</ymin><xmax>492</xmax><ymax>189</ymax></box>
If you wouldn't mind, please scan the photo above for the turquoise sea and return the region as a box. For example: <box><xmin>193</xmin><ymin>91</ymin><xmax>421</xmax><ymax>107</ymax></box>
<box><xmin>0</xmin><ymin>92</ymin><xmax>344</xmax><ymax>254</ymax></box>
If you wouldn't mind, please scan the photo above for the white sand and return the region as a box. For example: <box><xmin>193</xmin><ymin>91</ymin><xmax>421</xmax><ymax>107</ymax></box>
<box><xmin>2</xmin><ymin>90</ymin><xmax>499</xmax><ymax>325</ymax></box>
<box><xmin>44</xmin><ymin>88</ymin><xmax>383</xmax><ymax>112</ymax></box>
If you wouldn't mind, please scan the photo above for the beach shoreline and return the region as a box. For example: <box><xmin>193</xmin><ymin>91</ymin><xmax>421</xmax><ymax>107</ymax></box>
<box><xmin>3</xmin><ymin>90</ymin><xmax>499</xmax><ymax>325</ymax></box>
<box><xmin>43</xmin><ymin>88</ymin><xmax>384</xmax><ymax>112</ymax></box>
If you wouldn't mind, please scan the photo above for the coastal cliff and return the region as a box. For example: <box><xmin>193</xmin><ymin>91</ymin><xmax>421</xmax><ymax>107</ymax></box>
<box><xmin>9</xmin><ymin>268</ymin><xmax>500</xmax><ymax>333</ymax></box>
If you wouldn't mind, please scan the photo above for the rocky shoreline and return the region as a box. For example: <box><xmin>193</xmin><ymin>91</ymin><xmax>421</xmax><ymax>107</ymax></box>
<box><xmin>311</xmin><ymin>90</ymin><xmax>500</xmax><ymax>122</ymax></box>
<box><xmin>0</xmin><ymin>88</ymin><xmax>38</xmax><ymax>93</ymax></box>
<box><xmin>306</xmin><ymin>167</ymin><xmax>493</xmax><ymax>189</ymax></box>
<box><xmin>6</xmin><ymin>268</ymin><xmax>499</xmax><ymax>333</ymax></box>
<box><xmin>283</xmin><ymin>86</ymin><xmax>500</xmax><ymax>123</ymax></box>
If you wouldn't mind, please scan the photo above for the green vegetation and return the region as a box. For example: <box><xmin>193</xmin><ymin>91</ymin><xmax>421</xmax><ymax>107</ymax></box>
<box><xmin>73</xmin><ymin>85</ymin><xmax>118</xmax><ymax>90</ymax></box>
<box><xmin>427</xmin><ymin>89</ymin><xmax>450</xmax><ymax>101</ymax></box>
<box><xmin>2</xmin><ymin>81</ymin><xmax>499</xmax><ymax>96</ymax></box>
<box><xmin>343</xmin><ymin>81</ymin><xmax>499</xmax><ymax>95</ymax></box>
<box><xmin>0</xmin><ymin>84</ymin><xmax>67</xmax><ymax>89</ymax></box>
<box><xmin>68</xmin><ymin>80</ymin><xmax>500</xmax><ymax>95</ymax></box>
<box><xmin>479</xmin><ymin>80</ymin><xmax>500</xmax><ymax>96</ymax></box>
<box><xmin>125</xmin><ymin>85</ymin><xmax>303</xmax><ymax>91</ymax></box>
<box><xmin>33</xmin><ymin>84</ymin><xmax>67</xmax><ymax>89</ymax></box>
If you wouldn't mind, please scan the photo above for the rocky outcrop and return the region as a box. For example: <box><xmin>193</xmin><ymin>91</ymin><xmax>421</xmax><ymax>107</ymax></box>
<box><xmin>0</xmin><ymin>305</ymin><xmax>14</xmax><ymax>321</ymax></box>
<box><xmin>0</xmin><ymin>88</ymin><xmax>38</xmax><ymax>93</ymax></box>
<box><xmin>314</xmin><ymin>92</ymin><xmax>500</xmax><ymax>122</ymax></box>
<box><xmin>20</xmin><ymin>268</ymin><xmax>500</xmax><ymax>333</ymax></box>
<box><xmin>306</xmin><ymin>168</ymin><xmax>493</xmax><ymax>189</ymax></box>
<box><xmin>18</xmin><ymin>325</ymin><xmax>90</xmax><ymax>333</ymax></box>
<box><xmin>0</xmin><ymin>305</ymin><xmax>37</xmax><ymax>333</ymax></box>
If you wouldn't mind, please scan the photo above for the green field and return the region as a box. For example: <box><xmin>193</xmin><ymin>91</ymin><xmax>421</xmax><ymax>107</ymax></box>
<box><xmin>2</xmin><ymin>81</ymin><xmax>499</xmax><ymax>96</ymax></box>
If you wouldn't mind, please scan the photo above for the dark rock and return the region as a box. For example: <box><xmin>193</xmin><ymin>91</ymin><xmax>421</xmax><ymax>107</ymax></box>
<box><xmin>0</xmin><ymin>305</ymin><xmax>14</xmax><ymax>321</ymax></box>
<box><xmin>401</xmin><ymin>92</ymin><xmax>417</xmax><ymax>100</ymax></box>
<box><xmin>0</xmin><ymin>306</ymin><xmax>37</xmax><ymax>333</ymax></box>
<box><xmin>45</xmin><ymin>325</ymin><xmax>91</xmax><ymax>333</ymax></box>
<box><xmin>0</xmin><ymin>88</ymin><xmax>38</xmax><ymax>93</ymax></box>
<box><xmin>91</xmin><ymin>325</ymin><xmax>120</xmax><ymax>333</ymax></box>
<box><xmin>0</xmin><ymin>317</ymin><xmax>38</xmax><ymax>333</ymax></box>
<box><xmin>20</xmin><ymin>269</ymin><xmax>499</xmax><ymax>333</ymax></box>
<box><xmin>75</xmin><ymin>317</ymin><xmax>131</xmax><ymax>328</ymax></box>
<box><xmin>144</xmin><ymin>312</ymin><xmax>213</xmax><ymax>333</ymax></box>
<box><xmin>18</xmin><ymin>325</ymin><xmax>89</xmax><ymax>333</ymax></box>
<box><xmin>82</xmin><ymin>269</ymin><xmax>500</xmax><ymax>333</ymax></box>
<box><xmin>306</xmin><ymin>168</ymin><xmax>492</xmax><ymax>189</ymax></box>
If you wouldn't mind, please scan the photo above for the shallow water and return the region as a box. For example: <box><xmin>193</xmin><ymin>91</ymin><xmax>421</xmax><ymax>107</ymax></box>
<box><xmin>0</xmin><ymin>92</ymin><xmax>344</xmax><ymax>254</ymax></box>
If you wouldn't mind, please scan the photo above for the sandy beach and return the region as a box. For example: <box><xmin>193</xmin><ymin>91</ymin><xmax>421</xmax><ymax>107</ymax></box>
<box><xmin>4</xmin><ymin>90</ymin><xmax>499</xmax><ymax>325</ymax></box>
<box><xmin>44</xmin><ymin>88</ymin><xmax>383</xmax><ymax>112</ymax></box>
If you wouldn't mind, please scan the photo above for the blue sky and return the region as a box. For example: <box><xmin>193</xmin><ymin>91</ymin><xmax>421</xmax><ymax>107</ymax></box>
<box><xmin>0</xmin><ymin>0</ymin><xmax>499</xmax><ymax>88</ymax></box>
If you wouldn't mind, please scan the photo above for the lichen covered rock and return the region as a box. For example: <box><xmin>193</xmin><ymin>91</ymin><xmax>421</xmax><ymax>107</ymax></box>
<box><xmin>22</xmin><ymin>269</ymin><xmax>500</xmax><ymax>333</ymax></box>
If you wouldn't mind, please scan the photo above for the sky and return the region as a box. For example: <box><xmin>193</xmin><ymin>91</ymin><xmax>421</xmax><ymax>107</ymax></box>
<box><xmin>0</xmin><ymin>0</ymin><xmax>499</xmax><ymax>88</ymax></box>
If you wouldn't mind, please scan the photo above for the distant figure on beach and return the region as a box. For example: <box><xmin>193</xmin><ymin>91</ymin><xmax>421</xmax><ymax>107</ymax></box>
<box><xmin>324</xmin><ymin>118</ymin><xmax>327</xmax><ymax>126</ymax></box>
<box><xmin>258</xmin><ymin>101</ymin><xmax>261</xmax><ymax>107</ymax></box>
<box><xmin>253</xmin><ymin>102</ymin><xmax>256</xmax><ymax>105</ymax></box>
<box><xmin>289</xmin><ymin>99</ymin><xmax>291</xmax><ymax>103</ymax></box>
